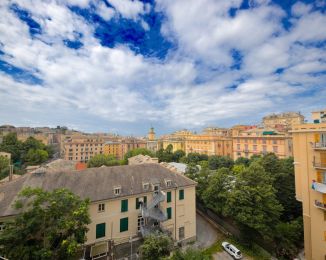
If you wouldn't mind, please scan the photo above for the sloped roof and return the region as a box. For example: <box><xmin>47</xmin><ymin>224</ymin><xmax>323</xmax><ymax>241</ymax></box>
<box><xmin>0</xmin><ymin>164</ymin><xmax>196</xmax><ymax>218</ymax></box>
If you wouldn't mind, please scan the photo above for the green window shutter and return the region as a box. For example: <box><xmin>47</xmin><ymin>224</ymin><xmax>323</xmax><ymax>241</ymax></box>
<box><xmin>96</xmin><ymin>223</ymin><xmax>106</xmax><ymax>239</ymax></box>
<box><xmin>121</xmin><ymin>199</ymin><xmax>128</xmax><ymax>212</ymax></box>
<box><xmin>167</xmin><ymin>191</ymin><xmax>171</xmax><ymax>203</ymax></box>
<box><xmin>144</xmin><ymin>196</ymin><xmax>147</xmax><ymax>206</ymax></box>
<box><xmin>167</xmin><ymin>207</ymin><xmax>172</xmax><ymax>219</ymax></box>
<box><xmin>179</xmin><ymin>189</ymin><xmax>184</xmax><ymax>200</ymax></box>
<box><xmin>136</xmin><ymin>198</ymin><xmax>140</xmax><ymax>209</ymax></box>
<box><xmin>120</xmin><ymin>217</ymin><xmax>129</xmax><ymax>232</ymax></box>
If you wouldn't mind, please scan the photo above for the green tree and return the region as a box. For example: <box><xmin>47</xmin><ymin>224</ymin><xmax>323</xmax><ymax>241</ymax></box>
<box><xmin>225</xmin><ymin>162</ymin><xmax>283</xmax><ymax>238</ymax></box>
<box><xmin>234</xmin><ymin>157</ymin><xmax>250</xmax><ymax>166</ymax></box>
<box><xmin>139</xmin><ymin>233</ymin><xmax>173</xmax><ymax>260</ymax></box>
<box><xmin>0</xmin><ymin>155</ymin><xmax>10</xmax><ymax>171</ymax></box>
<box><xmin>172</xmin><ymin>150</ymin><xmax>185</xmax><ymax>162</ymax></box>
<box><xmin>208</xmin><ymin>155</ymin><xmax>234</xmax><ymax>170</ymax></box>
<box><xmin>202</xmin><ymin>168</ymin><xmax>233</xmax><ymax>215</ymax></box>
<box><xmin>0</xmin><ymin>155</ymin><xmax>10</xmax><ymax>180</ymax></box>
<box><xmin>0</xmin><ymin>187</ymin><xmax>90</xmax><ymax>260</ymax></box>
<box><xmin>25</xmin><ymin>149</ymin><xmax>49</xmax><ymax>165</ymax></box>
<box><xmin>156</xmin><ymin>147</ymin><xmax>173</xmax><ymax>163</ymax></box>
<box><xmin>0</xmin><ymin>133</ymin><xmax>22</xmax><ymax>162</ymax></box>
<box><xmin>87</xmin><ymin>154</ymin><xmax>120</xmax><ymax>168</ymax></box>
<box><xmin>187</xmin><ymin>153</ymin><xmax>202</xmax><ymax>164</ymax></box>
<box><xmin>170</xmin><ymin>248</ymin><xmax>210</xmax><ymax>260</ymax></box>
<box><xmin>274</xmin><ymin>217</ymin><xmax>303</xmax><ymax>259</ymax></box>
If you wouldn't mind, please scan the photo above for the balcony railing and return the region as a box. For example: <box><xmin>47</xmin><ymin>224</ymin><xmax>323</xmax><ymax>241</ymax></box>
<box><xmin>312</xmin><ymin>182</ymin><xmax>326</xmax><ymax>193</ymax></box>
<box><xmin>314</xmin><ymin>200</ymin><xmax>326</xmax><ymax>210</ymax></box>
<box><xmin>313</xmin><ymin>161</ymin><xmax>326</xmax><ymax>169</ymax></box>
<box><xmin>312</xmin><ymin>142</ymin><xmax>326</xmax><ymax>150</ymax></box>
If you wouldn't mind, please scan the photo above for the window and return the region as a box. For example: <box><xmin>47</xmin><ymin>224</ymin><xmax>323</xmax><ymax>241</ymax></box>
<box><xmin>253</xmin><ymin>139</ymin><xmax>257</xmax><ymax>144</ymax></box>
<box><xmin>273</xmin><ymin>146</ymin><xmax>278</xmax><ymax>153</ymax></box>
<box><xmin>262</xmin><ymin>145</ymin><xmax>267</xmax><ymax>152</ymax></box>
<box><xmin>179</xmin><ymin>190</ymin><xmax>184</xmax><ymax>200</ymax></box>
<box><xmin>114</xmin><ymin>186</ymin><xmax>121</xmax><ymax>195</ymax></box>
<box><xmin>153</xmin><ymin>184</ymin><xmax>159</xmax><ymax>192</ymax></box>
<box><xmin>137</xmin><ymin>215</ymin><xmax>145</xmax><ymax>232</ymax></box>
<box><xmin>143</xmin><ymin>183</ymin><xmax>149</xmax><ymax>191</ymax></box>
<box><xmin>273</xmin><ymin>140</ymin><xmax>277</xmax><ymax>144</ymax></box>
<box><xmin>120</xmin><ymin>217</ymin><xmax>129</xmax><ymax>232</ymax></box>
<box><xmin>96</xmin><ymin>223</ymin><xmax>106</xmax><ymax>239</ymax></box>
<box><xmin>165</xmin><ymin>179</ymin><xmax>172</xmax><ymax>187</ymax></box>
<box><xmin>136</xmin><ymin>197</ymin><xmax>146</xmax><ymax>209</ymax></box>
<box><xmin>237</xmin><ymin>144</ymin><xmax>240</xmax><ymax>150</ymax></box>
<box><xmin>262</xmin><ymin>139</ymin><xmax>266</xmax><ymax>144</ymax></box>
<box><xmin>253</xmin><ymin>145</ymin><xmax>257</xmax><ymax>151</ymax></box>
<box><xmin>167</xmin><ymin>191</ymin><xmax>172</xmax><ymax>203</ymax></box>
<box><xmin>167</xmin><ymin>207</ymin><xmax>172</xmax><ymax>219</ymax></box>
<box><xmin>179</xmin><ymin>226</ymin><xmax>185</xmax><ymax>240</ymax></box>
<box><xmin>98</xmin><ymin>203</ymin><xmax>105</xmax><ymax>212</ymax></box>
<box><xmin>121</xmin><ymin>199</ymin><xmax>128</xmax><ymax>212</ymax></box>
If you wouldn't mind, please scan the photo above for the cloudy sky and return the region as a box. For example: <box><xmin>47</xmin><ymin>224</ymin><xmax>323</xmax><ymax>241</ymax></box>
<box><xmin>0</xmin><ymin>0</ymin><xmax>325</xmax><ymax>135</ymax></box>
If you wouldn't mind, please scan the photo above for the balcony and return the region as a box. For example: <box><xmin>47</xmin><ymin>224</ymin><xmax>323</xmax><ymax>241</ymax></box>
<box><xmin>312</xmin><ymin>142</ymin><xmax>326</xmax><ymax>150</ymax></box>
<box><xmin>312</xmin><ymin>182</ymin><xmax>326</xmax><ymax>193</ymax></box>
<box><xmin>314</xmin><ymin>200</ymin><xmax>326</xmax><ymax>210</ymax></box>
<box><xmin>313</xmin><ymin>161</ymin><xmax>326</xmax><ymax>169</ymax></box>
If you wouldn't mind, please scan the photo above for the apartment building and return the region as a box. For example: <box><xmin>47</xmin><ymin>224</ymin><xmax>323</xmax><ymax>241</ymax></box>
<box><xmin>185</xmin><ymin>135</ymin><xmax>233</xmax><ymax>157</ymax></box>
<box><xmin>312</xmin><ymin>108</ymin><xmax>326</xmax><ymax>124</ymax></box>
<box><xmin>0</xmin><ymin>164</ymin><xmax>197</xmax><ymax>259</ymax></box>
<box><xmin>63</xmin><ymin>135</ymin><xmax>110</xmax><ymax>162</ymax></box>
<box><xmin>232</xmin><ymin>128</ymin><xmax>293</xmax><ymax>160</ymax></box>
<box><xmin>103</xmin><ymin>141</ymin><xmax>121</xmax><ymax>159</ymax></box>
<box><xmin>263</xmin><ymin>112</ymin><xmax>304</xmax><ymax>130</ymax></box>
<box><xmin>292</xmin><ymin>122</ymin><xmax>326</xmax><ymax>260</ymax></box>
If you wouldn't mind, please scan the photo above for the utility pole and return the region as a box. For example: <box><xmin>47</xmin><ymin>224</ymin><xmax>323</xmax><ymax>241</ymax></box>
<box><xmin>9</xmin><ymin>164</ymin><xmax>13</xmax><ymax>181</ymax></box>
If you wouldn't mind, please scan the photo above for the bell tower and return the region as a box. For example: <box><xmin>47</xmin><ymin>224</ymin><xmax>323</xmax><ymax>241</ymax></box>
<box><xmin>148</xmin><ymin>127</ymin><xmax>155</xmax><ymax>141</ymax></box>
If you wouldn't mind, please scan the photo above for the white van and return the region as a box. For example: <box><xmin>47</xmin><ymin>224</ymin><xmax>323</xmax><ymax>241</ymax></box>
<box><xmin>222</xmin><ymin>242</ymin><xmax>242</xmax><ymax>259</ymax></box>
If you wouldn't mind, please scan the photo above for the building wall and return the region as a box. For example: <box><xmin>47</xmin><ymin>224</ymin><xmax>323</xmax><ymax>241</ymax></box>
<box><xmin>232</xmin><ymin>136</ymin><xmax>292</xmax><ymax>160</ymax></box>
<box><xmin>103</xmin><ymin>143</ymin><xmax>122</xmax><ymax>160</ymax></box>
<box><xmin>292</xmin><ymin>123</ymin><xmax>326</xmax><ymax>260</ymax></box>
<box><xmin>185</xmin><ymin>135</ymin><xmax>232</xmax><ymax>157</ymax></box>
<box><xmin>162</xmin><ymin>140</ymin><xmax>185</xmax><ymax>153</ymax></box>
<box><xmin>63</xmin><ymin>136</ymin><xmax>105</xmax><ymax>162</ymax></box>
<box><xmin>263</xmin><ymin>113</ymin><xmax>304</xmax><ymax>129</ymax></box>
<box><xmin>86</xmin><ymin>185</ymin><xmax>196</xmax><ymax>245</ymax></box>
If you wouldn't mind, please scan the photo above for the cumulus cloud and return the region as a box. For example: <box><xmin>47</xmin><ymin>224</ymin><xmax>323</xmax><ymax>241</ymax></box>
<box><xmin>0</xmin><ymin>0</ymin><xmax>326</xmax><ymax>133</ymax></box>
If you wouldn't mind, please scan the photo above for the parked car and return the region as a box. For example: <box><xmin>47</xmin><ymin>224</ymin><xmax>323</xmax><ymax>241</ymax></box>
<box><xmin>222</xmin><ymin>241</ymin><xmax>242</xmax><ymax>259</ymax></box>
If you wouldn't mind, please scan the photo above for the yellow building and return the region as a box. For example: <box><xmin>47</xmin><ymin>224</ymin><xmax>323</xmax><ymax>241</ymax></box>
<box><xmin>103</xmin><ymin>141</ymin><xmax>122</xmax><ymax>159</ymax></box>
<box><xmin>232</xmin><ymin>128</ymin><xmax>293</xmax><ymax>160</ymax></box>
<box><xmin>185</xmin><ymin>135</ymin><xmax>232</xmax><ymax>157</ymax></box>
<box><xmin>312</xmin><ymin>108</ymin><xmax>326</xmax><ymax>124</ymax></box>
<box><xmin>0</xmin><ymin>164</ymin><xmax>197</xmax><ymax>259</ymax></box>
<box><xmin>292</xmin><ymin>122</ymin><xmax>326</xmax><ymax>260</ymax></box>
<box><xmin>162</xmin><ymin>138</ymin><xmax>186</xmax><ymax>152</ymax></box>
<box><xmin>63</xmin><ymin>135</ymin><xmax>111</xmax><ymax>162</ymax></box>
<box><xmin>263</xmin><ymin>112</ymin><xmax>304</xmax><ymax>130</ymax></box>
<box><xmin>148</xmin><ymin>127</ymin><xmax>155</xmax><ymax>141</ymax></box>
<box><xmin>146</xmin><ymin>127</ymin><xmax>159</xmax><ymax>153</ymax></box>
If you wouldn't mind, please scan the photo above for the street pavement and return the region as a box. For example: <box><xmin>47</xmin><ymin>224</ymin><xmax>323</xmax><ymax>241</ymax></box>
<box><xmin>195</xmin><ymin>212</ymin><xmax>224</xmax><ymax>249</ymax></box>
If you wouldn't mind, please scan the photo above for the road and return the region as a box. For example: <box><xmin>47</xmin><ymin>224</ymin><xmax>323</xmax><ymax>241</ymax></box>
<box><xmin>196</xmin><ymin>212</ymin><xmax>224</xmax><ymax>248</ymax></box>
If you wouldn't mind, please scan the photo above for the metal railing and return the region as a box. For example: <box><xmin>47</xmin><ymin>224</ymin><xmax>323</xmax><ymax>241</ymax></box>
<box><xmin>312</xmin><ymin>142</ymin><xmax>326</xmax><ymax>149</ymax></box>
<box><xmin>313</xmin><ymin>161</ymin><xmax>326</xmax><ymax>169</ymax></box>
<box><xmin>314</xmin><ymin>200</ymin><xmax>326</xmax><ymax>210</ymax></box>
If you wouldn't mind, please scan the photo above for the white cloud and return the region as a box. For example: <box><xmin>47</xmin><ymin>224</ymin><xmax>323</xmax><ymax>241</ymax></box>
<box><xmin>107</xmin><ymin>0</ymin><xmax>146</xmax><ymax>20</ymax></box>
<box><xmin>0</xmin><ymin>0</ymin><xmax>326</xmax><ymax>133</ymax></box>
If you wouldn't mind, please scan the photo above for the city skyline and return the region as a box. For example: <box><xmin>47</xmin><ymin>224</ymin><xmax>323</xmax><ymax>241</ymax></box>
<box><xmin>1</xmin><ymin>0</ymin><xmax>326</xmax><ymax>135</ymax></box>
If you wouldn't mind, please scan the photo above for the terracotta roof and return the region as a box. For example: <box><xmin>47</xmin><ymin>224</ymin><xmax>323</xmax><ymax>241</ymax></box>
<box><xmin>0</xmin><ymin>164</ymin><xmax>196</xmax><ymax>218</ymax></box>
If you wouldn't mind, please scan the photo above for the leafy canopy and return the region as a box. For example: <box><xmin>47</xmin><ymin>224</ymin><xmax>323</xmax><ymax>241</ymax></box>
<box><xmin>0</xmin><ymin>187</ymin><xmax>91</xmax><ymax>260</ymax></box>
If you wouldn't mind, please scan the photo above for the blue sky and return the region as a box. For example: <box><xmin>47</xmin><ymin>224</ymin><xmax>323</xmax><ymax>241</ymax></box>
<box><xmin>0</xmin><ymin>0</ymin><xmax>326</xmax><ymax>136</ymax></box>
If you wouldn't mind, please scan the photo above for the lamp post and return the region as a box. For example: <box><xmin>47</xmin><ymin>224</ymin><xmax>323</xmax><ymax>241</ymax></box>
<box><xmin>130</xmin><ymin>236</ymin><xmax>133</xmax><ymax>260</ymax></box>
